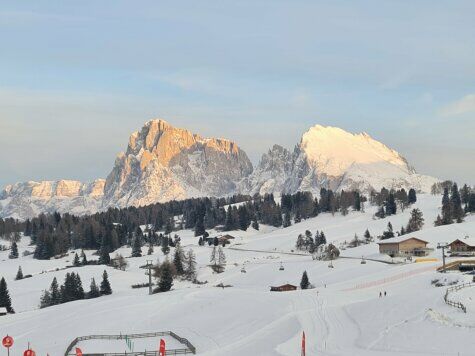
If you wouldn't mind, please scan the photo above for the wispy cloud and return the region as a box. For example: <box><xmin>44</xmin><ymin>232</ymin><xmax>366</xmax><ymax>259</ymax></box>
<box><xmin>438</xmin><ymin>93</ymin><xmax>475</xmax><ymax>117</ymax></box>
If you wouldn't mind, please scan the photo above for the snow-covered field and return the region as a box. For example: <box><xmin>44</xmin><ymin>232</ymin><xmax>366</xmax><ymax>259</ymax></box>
<box><xmin>1</xmin><ymin>195</ymin><xmax>475</xmax><ymax>355</ymax></box>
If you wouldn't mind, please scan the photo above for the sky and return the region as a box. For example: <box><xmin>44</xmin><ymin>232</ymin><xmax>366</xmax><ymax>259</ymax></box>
<box><xmin>0</xmin><ymin>0</ymin><xmax>474</xmax><ymax>188</ymax></box>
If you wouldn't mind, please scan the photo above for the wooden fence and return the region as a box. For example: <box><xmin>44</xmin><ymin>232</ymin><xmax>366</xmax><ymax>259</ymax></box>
<box><xmin>65</xmin><ymin>331</ymin><xmax>196</xmax><ymax>356</ymax></box>
<box><xmin>443</xmin><ymin>282</ymin><xmax>475</xmax><ymax>313</ymax></box>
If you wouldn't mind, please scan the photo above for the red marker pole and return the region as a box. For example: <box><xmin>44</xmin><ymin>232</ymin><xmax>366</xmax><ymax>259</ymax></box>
<box><xmin>301</xmin><ymin>331</ymin><xmax>306</xmax><ymax>356</ymax></box>
<box><xmin>159</xmin><ymin>338</ymin><xmax>166</xmax><ymax>356</ymax></box>
<box><xmin>2</xmin><ymin>335</ymin><xmax>14</xmax><ymax>356</ymax></box>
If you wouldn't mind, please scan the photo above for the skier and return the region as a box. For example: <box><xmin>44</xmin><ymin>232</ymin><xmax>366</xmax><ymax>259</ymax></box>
<box><xmin>379</xmin><ymin>291</ymin><xmax>382</xmax><ymax>298</ymax></box>
<box><xmin>384</xmin><ymin>291</ymin><xmax>387</xmax><ymax>297</ymax></box>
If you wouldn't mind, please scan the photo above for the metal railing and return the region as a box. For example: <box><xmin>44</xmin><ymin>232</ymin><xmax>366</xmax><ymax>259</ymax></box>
<box><xmin>65</xmin><ymin>331</ymin><xmax>196</xmax><ymax>356</ymax></box>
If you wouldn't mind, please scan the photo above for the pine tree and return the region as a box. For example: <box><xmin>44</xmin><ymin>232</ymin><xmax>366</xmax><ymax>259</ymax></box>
<box><xmin>364</xmin><ymin>229</ymin><xmax>371</xmax><ymax>243</ymax></box>
<box><xmin>320</xmin><ymin>231</ymin><xmax>327</xmax><ymax>245</ymax></box>
<box><xmin>283</xmin><ymin>211</ymin><xmax>292</xmax><ymax>228</ymax></box>
<box><xmin>210</xmin><ymin>246</ymin><xmax>217</xmax><ymax>265</ymax></box>
<box><xmin>73</xmin><ymin>273</ymin><xmax>85</xmax><ymax>300</ymax></box>
<box><xmin>61</xmin><ymin>273</ymin><xmax>75</xmax><ymax>303</ymax></box>
<box><xmin>406</xmin><ymin>208</ymin><xmax>424</xmax><ymax>233</ymax></box>
<box><xmin>218</xmin><ymin>247</ymin><xmax>226</xmax><ymax>269</ymax></box>
<box><xmin>434</xmin><ymin>214</ymin><xmax>443</xmax><ymax>226</ymax></box>
<box><xmin>158</xmin><ymin>262</ymin><xmax>174</xmax><ymax>292</ymax></box>
<box><xmin>224</xmin><ymin>206</ymin><xmax>234</xmax><ymax>231</ymax></box>
<box><xmin>173</xmin><ymin>244</ymin><xmax>185</xmax><ymax>276</ymax></box>
<box><xmin>131</xmin><ymin>236</ymin><xmax>142</xmax><ymax>257</ymax></box>
<box><xmin>252</xmin><ymin>218</ymin><xmax>259</xmax><ymax>231</ymax></box>
<box><xmin>39</xmin><ymin>289</ymin><xmax>51</xmax><ymax>308</ymax></box>
<box><xmin>353</xmin><ymin>192</ymin><xmax>361</xmax><ymax>211</ymax></box>
<box><xmin>194</xmin><ymin>216</ymin><xmax>205</xmax><ymax>237</ymax></box>
<box><xmin>184</xmin><ymin>249</ymin><xmax>197</xmax><ymax>281</ymax></box>
<box><xmin>375</xmin><ymin>206</ymin><xmax>386</xmax><ymax>219</ymax></box>
<box><xmin>15</xmin><ymin>266</ymin><xmax>23</xmax><ymax>280</ymax></box>
<box><xmin>73</xmin><ymin>252</ymin><xmax>81</xmax><ymax>267</ymax></box>
<box><xmin>100</xmin><ymin>270</ymin><xmax>112</xmax><ymax>295</ymax></box>
<box><xmin>9</xmin><ymin>241</ymin><xmax>19</xmax><ymax>259</ymax></box>
<box><xmin>0</xmin><ymin>277</ymin><xmax>14</xmax><ymax>313</ymax></box>
<box><xmin>440</xmin><ymin>187</ymin><xmax>453</xmax><ymax>225</ymax></box>
<box><xmin>450</xmin><ymin>183</ymin><xmax>464</xmax><ymax>223</ymax></box>
<box><xmin>381</xmin><ymin>222</ymin><xmax>394</xmax><ymax>240</ymax></box>
<box><xmin>300</xmin><ymin>271</ymin><xmax>310</xmax><ymax>290</ymax></box>
<box><xmin>161</xmin><ymin>235</ymin><xmax>170</xmax><ymax>255</ymax></box>
<box><xmin>80</xmin><ymin>250</ymin><xmax>88</xmax><ymax>265</ymax></box>
<box><xmin>49</xmin><ymin>277</ymin><xmax>61</xmax><ymax>305</ymax></box>
<box><xmin>385</xmin><ymin>193</ymin><xmax>397</xmax><ymax>215</ymax></box>
<box><xmin>88</xmin><ymin>278</ymin><xmax>100</xmax><ymax>299</ymax></box>
<box><xmin>408</xmin><ymin>189</ymin><xmax>417</xmax><ymax>204</ymax></box>
<box><xmin>99</xmin><ymin>247</ymin><xmax>111</xmax><ymax>265</ymax></box>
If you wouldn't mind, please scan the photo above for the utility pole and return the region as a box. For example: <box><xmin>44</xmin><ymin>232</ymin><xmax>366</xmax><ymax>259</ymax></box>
<box><xmin>437</xmin><ymin>243</ymin><xmax>449</xmax><ymax>273</ymax></box>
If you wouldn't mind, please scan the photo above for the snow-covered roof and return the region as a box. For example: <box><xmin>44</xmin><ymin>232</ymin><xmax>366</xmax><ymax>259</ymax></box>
<box><xmin>450</xmin><ymin>237</ymin><xmax>475</xmax><ymax>247</ymax></box>
<box><xmin>0</xmin><ymin>307</ymin><xmax>7</xmax><ymax>314</ymax></box>
<box><xmin>378</xmin><ymin>236</ymin><xmax>428</xmax><ymax>245</ymax></box>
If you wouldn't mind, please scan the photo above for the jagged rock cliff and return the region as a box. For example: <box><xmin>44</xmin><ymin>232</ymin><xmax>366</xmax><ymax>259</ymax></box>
<box><xmin>0</xmin><ymin>179</ymin><xmax>105</xmax><ymax>220</ymax></box>
<box><xmin>102</xmin><ymin>119</ymin><xmax>253</xmax><ymax>208</ymax></box>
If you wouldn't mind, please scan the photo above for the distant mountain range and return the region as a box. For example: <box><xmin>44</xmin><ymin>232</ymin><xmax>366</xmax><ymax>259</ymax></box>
<box><xmin>0</xmin><ymin>119</ymin><xmax>438</xmax><ymax>220</ymax></box>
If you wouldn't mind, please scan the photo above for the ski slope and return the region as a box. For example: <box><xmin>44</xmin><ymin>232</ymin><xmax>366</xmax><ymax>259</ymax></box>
<box><xmin>1</xmin><ymin>194</ymin><xmax>475</xmax><ymax>355</ymax></box>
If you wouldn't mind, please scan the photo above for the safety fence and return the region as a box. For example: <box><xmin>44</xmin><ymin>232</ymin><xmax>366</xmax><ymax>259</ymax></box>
<box><xmin>343</xmin><ymin>264</ymin><xmax>437</xmax><ymax>291</ymax></box>
<box><xmin>64</xmin><ymin>331</ymin><xmax>196</xmax><ymax>356</ymax></box>
<box><xmin>444</xmin><ymin>282</ymin><xmax>475</xmax><ymax>314</ymax></box>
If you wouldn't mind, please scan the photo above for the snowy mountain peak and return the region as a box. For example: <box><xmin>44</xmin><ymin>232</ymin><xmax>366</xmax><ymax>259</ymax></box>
<box><xmin>243</xmin><ymin>124</ymin><xmax>437</xmax><ymax>195</ymax></box>
<box><xmin>300</xmin><ymin>124</ymin><xmax>413</xmax><ymax>177</ymax></box>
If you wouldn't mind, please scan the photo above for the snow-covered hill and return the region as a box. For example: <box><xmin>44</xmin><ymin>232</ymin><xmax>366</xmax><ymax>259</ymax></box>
<box><xmin>1</xmin><ymin>194</ymin><xmax>475</xmax><ymax>355</ymax></box>
<box><xmin>1</xmin><ymin>120</ymin><xmax>439</xmax><ymax>219</ymax></box>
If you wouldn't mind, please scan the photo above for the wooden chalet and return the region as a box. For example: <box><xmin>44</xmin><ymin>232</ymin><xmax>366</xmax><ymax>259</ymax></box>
<box><xmin>378</xmin><ymin>236</ymin><xmax>431</xmax><ymax>257</ymax></box>
<box><xmin>270</xmin><ymin>284</ymin><xmax>297</xmax><ymax>292</ymax></box>
<box><xmin>449</xmin><ymin>238</ymin><xmax>475</xmax><ymax>256</ymax></box>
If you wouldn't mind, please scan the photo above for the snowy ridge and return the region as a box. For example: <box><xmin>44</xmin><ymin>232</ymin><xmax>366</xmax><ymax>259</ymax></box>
<box><xmin>0</xmin><ymin>179</ymin><xmax>105</xmax><ymax>220</ymax></box>
<box><xmin>1</xmin><ymin>120</ymin><xmax>439</xmax><ymax>219</ymax></box>
<box><xmin>243</xmin><ymin>124</ymin><xmax>438</xmax><ymax>196</ymax></box>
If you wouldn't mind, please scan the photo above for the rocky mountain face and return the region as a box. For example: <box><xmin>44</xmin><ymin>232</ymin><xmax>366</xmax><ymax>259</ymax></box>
<box><xmin>0</xmin><ymin>120</ymin><xmax>438</xmax><ymax>220</ymax></box>
<box><xmin>242</xmin><ymin>125</ymin><xmax>438</xmax><ymax>196</ymax></box>
<box><xmin>0</xmin><ymin>179</ymin><xmax>105</xmax><ymax>220</ymax></box>
<box><xmin>102</xmin><ymin>119</ymin><xmax>253</xmax><ymax>208</ymax></box>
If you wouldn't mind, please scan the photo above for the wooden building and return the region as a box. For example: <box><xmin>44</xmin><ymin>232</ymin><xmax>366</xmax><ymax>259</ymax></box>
<box><xmin>449</xmin><ymin>238</ymin><xmax>475</xmax><ymax>256</ymax></box>
<box><xmin>270</xmin><ymin>284</ymin><xmax>297</xmax><ymax>292</ymax></box>
<box><xmin>378</xmin><ymin>237</ymin><xmax>430</xmax><ymax>257</ymax></box>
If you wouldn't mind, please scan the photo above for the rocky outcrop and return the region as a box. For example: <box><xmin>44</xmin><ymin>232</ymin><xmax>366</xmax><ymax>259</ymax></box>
<box><xmin>0</xmin><ymin>180</ymin><xmax>105</xmax><ymax>220</ymax></box>
<box><xmin>102</xmin><ymin>119</ymin><xmax>253</xmax><ymax>208</ymax></box>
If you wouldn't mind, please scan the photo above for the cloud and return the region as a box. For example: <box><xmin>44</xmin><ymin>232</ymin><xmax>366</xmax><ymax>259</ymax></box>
<box><xmin>438</xmin><ymin>93</ymin><xmax>475</xmax><ymax>117</ymax></box>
